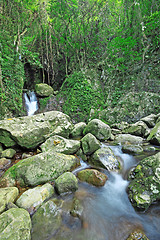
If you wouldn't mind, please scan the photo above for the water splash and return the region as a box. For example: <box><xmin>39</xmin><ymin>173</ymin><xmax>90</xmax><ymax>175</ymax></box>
<box><xmin>24</xmin><ymin>91</ymin><xmax>38</xmax><ymax>116</ymax></box>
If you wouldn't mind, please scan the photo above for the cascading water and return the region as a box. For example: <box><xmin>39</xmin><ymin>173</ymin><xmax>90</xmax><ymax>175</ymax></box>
<box><xmin>24</xmin><ymin>91</ymin><xmax>38</xmax><ymax>116</ymax></box>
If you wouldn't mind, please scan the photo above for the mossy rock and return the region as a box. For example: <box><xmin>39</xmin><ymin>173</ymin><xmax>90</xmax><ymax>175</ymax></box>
<box><xmin>147</xmin><ymin>121</ymin><xmax>160</xmax><ymax>145</ymax></box>
<box><xmin>35</xmin><ymin>83</ymin><xmax>53</xmax><ymax>97</ymax></box>
<box><xmin>55</xmin><ymin>172</ymin><xmax>78</xmax><ymax>194</ymax></box>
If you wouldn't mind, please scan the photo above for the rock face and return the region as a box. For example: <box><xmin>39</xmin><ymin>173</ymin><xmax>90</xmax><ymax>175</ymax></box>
<box><xmin>147</xmin><ymin>121</ymin><xmax>160</xmax><ymax>145</ymax></box>
<box><xmin>128</xmin><ymin>152</ymin><xmax>160</xmax><ymax>210</ymax></box>
<box><xmin>70</xmin><ymin>122</ymin><xmax>87</xmax><ymax>138</ymax></box>
<box><xmin>0</xmin><ymin>111</ymin><xmax>73</xmax><ymax>149</ymax></box>
<box><xmin>77</xmin><ymin>169</ymin><xmax>108</xmax><ymax>186</ymax></box>
<box><xmin>55</xmin><ymin>172</ymin><xmax>78</xmax><ymax>194</ymax></box>
<box><xmin>83</xmin><ymin>119</ymin><xmax>111</xmax><ymax>141</ymax></box>
<box><xmin>0</xmin><ymin>187</ymin><xmax>19</xmax><ymax>213</ymax></box>
<box><xmin>35</xmin><ymin>83</ymin><xmax>54</xmax><ymax>97</ymax></box>
<box><xmin>16</xmin><ymin>183</ymin><xmax>54</xmax><ymax>213</ymax></box>
<box><xmin>0</xmin><ymin>208</ymin><xmax>32</xmax><ymax>240</ymax></box>
<box><xmin>40</xmin><ymin>135</ymin><xmax>80</xmax><ymax>155</ymax></box>
<box><xmin>115</xmin><ymin>134</ymin><xmax>144</xmax><ymax>145</ymax></box>
<box><xmin>0</xmin><ymin>151</ymin><xmax>79</xmax><ymax>187</ymax></box>
<box><xmin>31</xmin><ymin>200</ymin><xmax>61</xmax><ymax>240</ymax></box>
<box><xmin>89</xmin><ymin>145</ymin><xmax>120</xmax><ymax>171</ymax></box>
<box><xmin>81</xmin><ymin>133</ymin><xmax>101</xmax><ymax>155</ymax></box>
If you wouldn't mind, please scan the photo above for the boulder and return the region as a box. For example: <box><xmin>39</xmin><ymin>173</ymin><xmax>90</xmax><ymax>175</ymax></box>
<box><xmin>0</xmin><ymin>187</ymin><xmax>19</xmax><ymax>213</ymax></box>
<box><xmin>122</xmin><ymin>145</ymin><xmax>143</xmax><ymax>154</ymax></box>
<box><xmin>1</xmin><ymin>148</ymin><xmax>16</xmax><ymax>158</ymax></box>
<box><xmin>123</xmin><ymin>121</ymin><xmax>149</xmax><ymax>137</ymax></box>
<box><xmin>128</xmin><ymin>152</ymin><xmax>160</xmax><ymax>210</ymax></box>
<box><xmin>147</xmin><ymin>122</ymin><xmax>160</xmax><ymax>145</ymax></box>
<box><xmin>77</xmin><ymin>169</ymin><xmax>108</xmax><ymax>186</ymax></box>
<box><xmin>31</xmin><ymin>200</ymin><xmax>61</xmax><ymax>240</ymax></box>
<box><xmin>55</xmin><ymin>172</ymin><xmax>78</xmax><ymax>194</ymax></box>
<box><xmin>40</xmin><ymin>135</ymin><xmax>80</xmax><ymax>155</ymax></box>
<box><xmin>89</xmin><ymin>145</ymin><xmax>120</xmax><ymax>171</ymax></box>
<box><xmin>35</xmin><ymin>83</ymin><xmax>53</xmax><ymax>97</ymax></box>
<box><xmin>70</xmin><ymin>122</ymin><xmax>87</xmax><ymax>138</ymax></box>
<box><xmin>0</xmin><ymin>151</ymin><xmax>79</xmax><ymax>187</ymax></box>
<box><xmin>0</xmin><ymin>158</ymin><xmax>11</xmax><ymax>170</ymax></box>
<box><xmin>0</xmin><ymin>208</ymin><xmax>31</xmax><ymax>240</ymax></box>
<box><xmin>0</xmin><ymin>111</ymin><xmax>73</xmax><ymax>149</ymax></box>
<box><xmin>16</xmin><ymin>183</ymin><xmax>54</xmax><ymax>214</ymax></box>
<box><xmin>115</xmin><ymin>134</ymin><xmax>144</xmax><ymax>145</ymax></box>
<box><xmin>81</xmin><ymin>133</ymin><xmax>101</xmax><ymax>155</ymax></box>
<box><xmin>141</xmin><ymin>114</ymin><xmax>157</xmax><ymax>128</ymax></box>
<box><xmin>83</xmin><ymin>119</ymin><xmax>111</xmax><ymax>141</ymax></box>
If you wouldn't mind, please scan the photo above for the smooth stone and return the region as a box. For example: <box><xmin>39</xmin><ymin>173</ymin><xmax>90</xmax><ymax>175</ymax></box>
<box><xmin>1</xmin><ymin>148</ymin><xmax>16</xmax><ymax>158</ymax></box>
<box><xmin>16</xmin><ymin>183</ymin><xmax>54</xmax><ymax>214</ymax></box>
<box><xmin>35</xmin><ymin>83</ymin><xmax>54</xmax><ymax>97</ymax></box>
<box><xmin>122</xmin><ymin>145</ymin><xmax>143</xmax><ymax>154</ymax></box>
<box><xmin>81</xmin><ymin>133</ymin><xmax>101</xmax><ymax>155</ymax></box>
<box><xmin>70</xmin><ymin>122</ymin><xmax>87</xmax><ymax>138</ymax></box>
<box><xmin>77</xmin><ymin>169</ymin><xmax>108</xmax><ymax>187</ymax></box>
<box><xmin>115</xmin><ymin>134</ymin><xmax>144</xmax><ymax>145</ymax></box>
<box><xmin>55</xmin><ymin>172</ymin><xmax>78</xmax><ymax>194</ymax></box>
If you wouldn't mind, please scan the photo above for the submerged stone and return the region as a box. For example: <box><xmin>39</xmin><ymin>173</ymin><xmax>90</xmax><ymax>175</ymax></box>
<box><xmin>127</xmin><ymin>229</ymin><xmax>149</xmax><ymax>240</ymax></box>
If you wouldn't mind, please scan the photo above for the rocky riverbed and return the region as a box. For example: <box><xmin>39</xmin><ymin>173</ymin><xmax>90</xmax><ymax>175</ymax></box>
<box><xmin>0</xmin><ymin>111</ymin><xmax>160</xmax><ymax>240</ymax></box>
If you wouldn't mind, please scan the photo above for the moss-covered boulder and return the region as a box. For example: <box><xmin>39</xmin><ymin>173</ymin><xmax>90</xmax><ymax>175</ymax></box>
<box><xmin>55</xmin><ymin>172</ymin><xmax>78</xmax><ymax>194</ymax></box>
<box><xmin>147</xmin><ymin>121</ymin><xmax>160</xmax><ymax>145</ymax></box>
<box><xmin>89</xmin><ymin>146</ymin><xmax>120</xmax><ymax>171</ymax></box>
<box><xmin>70</xmin><ymin>122</ymin><xmax>87</xmax><ymax>138</ymax></box>
<box><xmin>81</xmin><ymin>133</ymin><xmax>101</xmax><ymax>155</ymax></box>
<box><xmin>141</xmin><ymin>114</ymin><xmax>157</xmax><ymax>128</ymax></box>
<box><xmin>0</xmin><ymin>187</ymin><xmax>19</xmax><ymax>214</ymax></box>
<box><xmin>35</xmin><ymin>83</ymin><xmax>53</xmax><ymax>97</ymax></box>
<box><xmin>40</xmin><ymin>135</ymin><xmax>80</xmax><ymax>155</ymax></box>
<box><xmin>1</xmin><ymin>148</ymin><xmax>16</xmax><ymax>158</ymax></box>
<box><xmin>0</xmin><ymin>111</ymin><xmax>73</xmax><ymax>149</ymax></box>
<box><xmin>83</xmin><ymin>119</ymin><xmax>111</xmax><ymax>141</ymax></box>
<box><xmin>0</xmin><ymin>208</ymin><xmax>32</xmax><ymax>240</ymax></box>
<box><xmin>128</xmin><ymin>152</ymin><xmax>160</xmax><ymax>210</ymax></box>
<box><xmin>31</xmin><ymin>199</ymin><xmax>61</xmax><ymax>240</ymax></box>
<box><xmin>123</xmin><ymin>121</ymin><xmax>149</xmax><ymax>137</ymax></box>
<box><xmin>0</xmin><ymin>151</ymin><xmax>79</xmax><ymax>187</ymax></box>
<box><xmin>16</xmin><ymin>183</ymin><xmax>54</xmax><ymax>214</ymax></box>
<box><xmin>115</xmin><ymin>134</ymin><xmax>144</xmax><ymax>145</ymax></box>
<box><xmin>77</xmin><ymin>169</ymin><xmax>108</xmax><ymax>186</ymax></box>
<box><xmin>126</xmin><ymin>229</ymin><xmax>149</xmax><ymax>240</ymax></box>
<box><xmin>122</xmin><ymin>145</ymin><xmax>143</xmax><ymax>154</ymax></box>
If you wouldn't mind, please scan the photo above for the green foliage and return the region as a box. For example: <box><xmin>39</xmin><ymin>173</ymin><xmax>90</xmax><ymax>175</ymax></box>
<box><xmin>58</xmin><ymin>71</ymin><xmax>104</xmax><ymax>122</ymax></box>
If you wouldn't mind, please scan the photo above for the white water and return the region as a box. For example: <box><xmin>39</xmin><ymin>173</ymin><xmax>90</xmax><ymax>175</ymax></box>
<box><xmin>24</xmin><ymin>91</ymin><xmax>38</xmax><ymax>116</ymax></box>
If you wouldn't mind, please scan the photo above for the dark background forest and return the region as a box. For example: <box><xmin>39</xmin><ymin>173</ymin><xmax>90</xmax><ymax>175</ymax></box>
<box><xmin>0</xmin><ymin>0</ymin><xmax>160</xmax><ymax>122</ymax></box>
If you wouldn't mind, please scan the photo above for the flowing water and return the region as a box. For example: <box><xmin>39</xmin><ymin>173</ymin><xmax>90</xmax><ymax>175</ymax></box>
<box><xmin>53</xmin><ymin>145</ymin><xmax>160</xmax><ymax>240</ymax></box>
<box><xmin>24</xmin><ymin>91</ymin><xmax>38</xmax><ymax>116</ymax></box>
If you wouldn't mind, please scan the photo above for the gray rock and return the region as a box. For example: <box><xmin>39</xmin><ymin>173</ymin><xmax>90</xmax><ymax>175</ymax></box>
<box><xmin>141</xmin><ymin>114</ymin><xmax>157</xmax><ymax>128</ymax></box>
<box><xmin>128</xmin><ymin>152</ymin><xmax>160</xmax><ymax>210</ymax></box>
<box><xmin>115</xmin><ymin>134</ymin><xmax>144</xmax><ymax>145</ymax></box>
<box><xmin>0</xmin><ymin>208</ymin><xmax>32</xmax><ymax>240</ymax></box>
<box><xmin>70</xmin><ymin>122</ymin><xmax>87</xmax><ymax>138</ymax></box>
<box><xmin>83</xmin><ymin>119</ymin><xmax>111</xmax><ymax>141</ymax></box>
<box><xmin>0</xmin><ymin>111</ymin><xmax>73</xmax><ymax>149</ymax></box>
<box><xmin>40</xmin><ymin>135</ymin><xmax>80</xmax><ymax>155</ymax></box>
<box><xmin>55</xmin><ymin>172</ymin><xmax>78</xmax><ymax>194</ymax></box>
<box><xmin>0</xmin><ymin>158</ymin><xmax>11</xmax><ymax>170</ymax></box>
<box><xmin>1</xmin><ymin>148</ymin><xmax>16</xmax><ymax>158</ymax></box>
<box><xmin>81</xmin><ymin>133</ymin><xmax>101</xmax><ymax>155</ymax></box>
<box><xmin>147</xmin><ymin>122</ymin><xmax>160</xmax><ymax>145</ymax></box>
<box><xmin>89</xmin><ymin>145</ymin><xmax>120</xmax><ymax>171</ymax></box>
<box><xmin>122</xmin><ymin>145</ymin><xmax>143</xmax><ymax>154</ymax></box>
<box><xmin>16</xmin><ymin>183</ymin><xmax>54</xmax><ymax>214</ymax></box>
<box><xmin>35</xmin><ymin>83</ymin><xmax>53</xmax><ymax>97</ymax></box>
<box><xmin>0</xmin><ymin>187</ymin><xmax>19</xmax><ymax>213</ymax></box>
<box><xmin>123</xmin><ymin>121</ymin><xmax>149</xmax><ymax>137</ymax></box>
<box><xmin>0</xmin><ymin>151</ymin><xmax>80</xmax><ymax>187</ymax></box>
<box><xmin>31</xmin><ymin>200</ymin><xmax>61</xmax><ymax>240</ymax></box>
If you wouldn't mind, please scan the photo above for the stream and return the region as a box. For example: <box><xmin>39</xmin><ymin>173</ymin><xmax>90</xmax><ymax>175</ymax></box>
<box><xmin>52</xmin><ymin>145</ymin><xmax>160</xmax><ymax>240</ymax></box>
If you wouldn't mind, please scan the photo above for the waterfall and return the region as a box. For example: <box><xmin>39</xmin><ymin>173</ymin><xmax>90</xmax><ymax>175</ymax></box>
<box><xmin>24</xmin><ymin>91</ymin><xmax>38</xmax><ymax>116</ymax></box>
